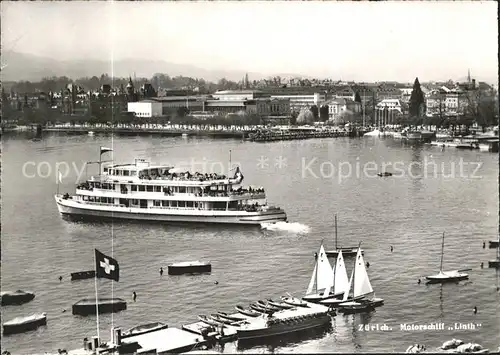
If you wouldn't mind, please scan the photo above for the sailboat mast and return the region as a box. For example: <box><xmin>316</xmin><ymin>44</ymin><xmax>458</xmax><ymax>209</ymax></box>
<box><xmin>440</xmin><ymin>232</ymin><xmax>445</xmax><ymax>272</ymax></box>
<box><xmin>335</xmin><ymin>214</ymin><xmax>338</xmax><ymax>250</ymax></box>
<box><xmin>314</xmin><ymin>254</ymin><xmax>319</xmax><ymax>294</ymax></box>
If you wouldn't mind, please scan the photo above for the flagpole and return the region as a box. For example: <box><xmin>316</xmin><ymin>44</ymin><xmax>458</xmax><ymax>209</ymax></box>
<box><xmin>94</xmin><ymin>251</ymin><xmax>100</xmax><ymax>344</ymax></box>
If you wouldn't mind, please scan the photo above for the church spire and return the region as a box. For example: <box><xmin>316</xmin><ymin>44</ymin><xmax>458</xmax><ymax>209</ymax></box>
<box><xmin>467</xmin><ymin>69</ymin><xmax>471</xmax><ymax>83</ymax></box>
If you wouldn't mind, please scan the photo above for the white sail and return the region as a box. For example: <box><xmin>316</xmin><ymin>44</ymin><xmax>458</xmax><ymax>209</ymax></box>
<box><xmin>306</xmin><ymin>263</ymin><xmax>318</xmax><ymax>295</ymax></box>
<box><xmin>334</xmin><ymin>250</ymin><xmax>350</xmax><ymax>296</ymax></box>
<box><xmin>343</xmin><ymin>268</ymin><xmax>354</xmax><ymax>301</ymax></box>
<box><xmin>316</xmin><ymin>244</ymin><xmax>333</xmax><ymax>293</ymax></box>
<box><xmin>353</xmin><ymin>248</ymin><xmax>374</xmax><ymax>298</ymax></box>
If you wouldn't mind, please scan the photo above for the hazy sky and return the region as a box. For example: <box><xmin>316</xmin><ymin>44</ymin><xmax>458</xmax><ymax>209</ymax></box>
<box><xmin>1</xmin><ymin>1</ymin><xmax>498</xmax><ymax>82</ymax></box>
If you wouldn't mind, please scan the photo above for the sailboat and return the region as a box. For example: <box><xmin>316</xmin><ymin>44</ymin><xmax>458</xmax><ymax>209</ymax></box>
<box><xmin>326</xmin><ymin>215</ymin><xmax>363</xmax><ymax>257</ymax></box>
<box><xmin>426</xmin><ymin>232</ymin><xmax>469</xmax><ymax>284</ymax></box>
<box><xmin>302</xmin><ymin>243</ymin><xmax>334</xmax><ymax>302</ymax></box>
<box><xmin>319</xmin><ymin>250</ymin><xmax>350</xmax><ymax>307</ymax></box>
<box><xmin>337</xmin><ymin>247</ymin><xmax>384</xmax><ymax>314</ymax></box>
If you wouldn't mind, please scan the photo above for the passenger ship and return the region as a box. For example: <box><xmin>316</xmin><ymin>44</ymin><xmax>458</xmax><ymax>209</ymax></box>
<box><xmin>54</xmin><ymin>148</ymin><xmax>287</xmax><ymax>225</ymax></box>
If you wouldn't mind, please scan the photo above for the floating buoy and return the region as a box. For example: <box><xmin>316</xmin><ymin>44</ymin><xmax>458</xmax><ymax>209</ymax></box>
<box><xmin>132</xmin><ymin>291</ymin><xmax>137</xmax><ymax>302</ymax></box>
<box><xmin>160</xmin><ymin>267</ymin><xmax>163</xmax><ymax>276</ymax></box>
<box><xmin>473</xmin><ymin>306</ymin><xmax>477</xmax><ymax>314</ymax></box>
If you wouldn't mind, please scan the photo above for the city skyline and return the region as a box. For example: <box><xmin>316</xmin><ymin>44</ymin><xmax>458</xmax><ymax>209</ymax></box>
<box><xmin>1</xmin><ymin>1</ymin><xmax>498</xmax><ymax>84</ymax></box>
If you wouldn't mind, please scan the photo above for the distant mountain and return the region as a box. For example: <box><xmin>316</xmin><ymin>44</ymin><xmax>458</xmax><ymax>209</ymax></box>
<box><xmin>1</xmin><ymin>51</ymin><xmax>297</xmax><ymax>83</ymax></box>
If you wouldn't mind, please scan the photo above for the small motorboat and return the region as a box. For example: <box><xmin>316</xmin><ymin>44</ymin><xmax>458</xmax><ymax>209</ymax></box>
<box><xmin>266</xmin><ymin>299</ymin><xmax>294</xmax><ymax>309</ymax></box>
<box><xmin>255</xmin><ymin>300</ymin><xmax>281</xmax><ymax>311</ymax></box>
<box><xmin>250</xmin><ymin>303</ymin><xmax>275</xmax><ymax>314</ymax></box>
<box><xmin>72</xmin><ymin>298</ymin><xmax>127</xmax><ymax>316</ymax></box>
<box><xmin>280</xmin><ymin>295</ymin><xmax>309</xmax><ymax>307</ymax></box>
<box><xmin>121</xmin><ymin>322</ymin><xmax>168</xmax><ymax>339</ymax></box>
<box><xmin>168</xmin><ymin>261</ymin><xmax>211</xmax><ymax>275</ymax></box>
<box><xmin>216</xmin><ymin>312</ymin><xmax>247</xmax><ymax>322</ymax></box>
<box><xmin>198</xmin><ymin>315</ymin><xmax>224</xmax><ymax>327</ymax></box>
<box><xmin>3</xmin><ymin>313</ymin><xmax>47</xmax><ymax>335</ymax></box>
<box><xmin>489</xmin><ymin>239</ymin><xmax>499</xmax><ymax>249</ymax></box>
<box><xmin>70</xmin><ymin>270</ymin><xmax>96</xmax><ymax>281</ymax></box>
<box><xmin>377</xmin><ymin>172</ymin><xmax>392</xmax><ymax>177</ymax></box>
<box><xmin>235</xmin><ymin>305</ymin><xmax>260</xmax><ymax>317</ymax></box>
<box><xmin>1</xmin><ymin>290</ymin><xmax>35</xmax><ymax>306</ymax></box>
<box><xmin>210</xmin><ymin>314</ymin><xmax>246</xmax><ymax>327</ymax></box>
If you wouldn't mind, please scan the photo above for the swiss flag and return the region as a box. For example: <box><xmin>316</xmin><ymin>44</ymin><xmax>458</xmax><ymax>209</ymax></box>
<box><xmin>95</xmin><ymin>249</ymin><xmax>119</xmax><ymax>282</ymax></box>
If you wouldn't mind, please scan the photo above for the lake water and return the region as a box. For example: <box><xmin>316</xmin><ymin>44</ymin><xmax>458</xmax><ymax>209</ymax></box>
<box><xmin>1</xmin><ymin>132</ymin><xmax>498</xmax><ymax>353</ymax></box>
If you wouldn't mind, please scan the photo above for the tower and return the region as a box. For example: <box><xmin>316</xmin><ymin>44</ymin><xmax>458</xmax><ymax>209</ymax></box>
<box><xmin>467</xmin><ymin>69</ymin><xmax>471</xmax><ymax>84</ymax></box>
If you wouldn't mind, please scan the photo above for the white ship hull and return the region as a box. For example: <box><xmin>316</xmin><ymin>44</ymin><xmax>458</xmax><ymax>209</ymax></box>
<box><xmin>55</xmin><ymin>196</ymin><xmax>287</xmax><ymax>225</ymax></box>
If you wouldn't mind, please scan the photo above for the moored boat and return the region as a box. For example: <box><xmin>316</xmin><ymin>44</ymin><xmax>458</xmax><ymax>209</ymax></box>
<box><xmin>168</xmin><ymin>261</ymin><xmax>211</xmax><ymax>275</ymax></box>
<box><xmin>121</xmin><ymin>322</ymin><xmax>169</xmax><ymax>338</ymax></box>
<box><xmin>250</xmin><ymin>303</ymin><xmax>275</xmax><ymax>314</ymax></box>
<box><xmin>236</xmin><ymin>303</ymin><xmax>331</xmax><ymax>342</ymax></box>
<box><xmin>1</xmin><ymin>290</ymin><xmax>35</xmax><ymax>306</ymax></box>
<box><xmin>235</xmin><ymin>305</ymin><xmax>261</xmax><ymax>317</ymax></box>
<box><xmin>280</xmin><ymin>295</ymin><xmax>309</xmax><ymax>308</ymax></box>
<box><xmin>255</xmin><ymin>300</ymin><xmax>281</xmax><ymax>311</ymax></box>
<box><xmin>426</xmin><ymin>232</ymin><xmax>469</xmax><ymax>284</ymax></box>
<box><xmin>320</xmin><ymin>250</ymin><xmax>350</xmax><ymax>307</ymax></box>
<box><xmin>489</xmin><ymin>239</ymin><xmax>499</xmax><ymax>248</ymax></box>
<box><xmin>326</xmin><ymin>215</ymin><xmax>362</xmax><ymax>257</ymax></box>
<box><xmin>3</xmin><ymin>313</ymin><xmax>47</xmax><ymax>335</ymax></box>
<box><xmin>198</xmin><ymin>315</ymin><xmax>225</xmax><ymax>327</ymax></box>
<box><xmin>55</xmin><ymin>148</ymin><xmax>287</xmax><ymax>225</ymax></box>
<box><xmin>302</xmin><ymin>243</ymin><xmax>334</xmax><ymax>303</ymax></box>
<box><xmin>337</xmin><ymin>247</ymin><xmax>384</xmax><ymax>313</ymax></box>
<box><xmin>266</xmin><ymin>299</ymin><xmax>294</xmax><ymax>309</ymax></box>
<box><xmin>216</xmin><ymin>312</ymin><xmax>247</xmax><ymax>322</ymax></box>
<box><xmin>72</xmin><ymin>298</ymin><xmax>127</xmax><ymax>316</ymax></box>
<box><xmin>70</xmin><ymin>270</ymin><xmax>96</xmax><ymax>281</ymax></box>
<box><xmin>210</xmin><ymin>314</ymin><xmax>247</xmax><ymax>327</ymax></box>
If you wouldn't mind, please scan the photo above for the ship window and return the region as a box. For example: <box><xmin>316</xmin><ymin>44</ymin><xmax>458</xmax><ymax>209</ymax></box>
<box><xmin>178</xmin><ymin>201</ymin><xmax>186</xmax><ymax>208</ymax></box>
<box><xmin>130</xmin><ymin>171</ymin><xmax>137</xmax><ymax>176</ymax></box>
<box><xmin>153</xmin><ymin>200</ymin><xmax>161</xmax><ymax>207</ymax></box>
<box><xmin>124</xmin><ymin>170</ymin><xmax>130</xmax><ymax>176</ymax></box>
<box><xmin>131</xmin><ymin>185</ymin><xmax>137</xmax><ymax>192</ymax></box>
<box><xmin>171</xmin><ymin>201</ymin><xmax>178</xmax><ymax>207</ymax></box>
<box><xmin>154</xmin><ymin>186</ymin><xmax>162</xmax><ymax>192</ymax></box>
<box><xmin>83</xmin><ymin>196</ymin><xmax>88</xmax><ymax>201</ymax></box>
<box><xmin>186</xmin><ymin>201</ymin><xmax>194</xmax><ymax>208</ymax></box>
<box><xmin>162</xmin><ymin>200</ymin><xmax>168</xmax><ymax>207</ymax></box>
<box><xmin>138</xmin><ymin>185</ymin><xmax>145</xmax><ymax>192</ymax></box>
<box><xmin>104</xmin><ymin>167</ymin><xmax>108</xmax><ymax>173</ymax></box>
<box><xmin>146</xmin><ymin>185</ymin><xmax>154</xmax><ymax>192</ymax></box>
<box><xmin>179</xmin><ymin>187</ymin><xmax>186</xmax><ymax>193</ymax></box>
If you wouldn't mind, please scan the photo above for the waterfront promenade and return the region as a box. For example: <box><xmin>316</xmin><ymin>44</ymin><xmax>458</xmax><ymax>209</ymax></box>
<box><xmin>3</xmin><ymin>123</ymin><xmax>355</xmax><ymax>140</ymax></box>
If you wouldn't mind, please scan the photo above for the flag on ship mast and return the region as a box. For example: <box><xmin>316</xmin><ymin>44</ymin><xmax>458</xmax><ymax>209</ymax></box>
<box><xmin>100</xmin><ymin>147</ymin><xmax>113</xmax><ymax>156</ymax></box>
<box><xmin>95</xmin><ymin>249</ymin><xmax>120</xmax><ymax>282</ymax></box>
<box><xmin>58</xmin><ymin>171</ymin><xmax>63</xmax><ymax>183</ymax></box>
